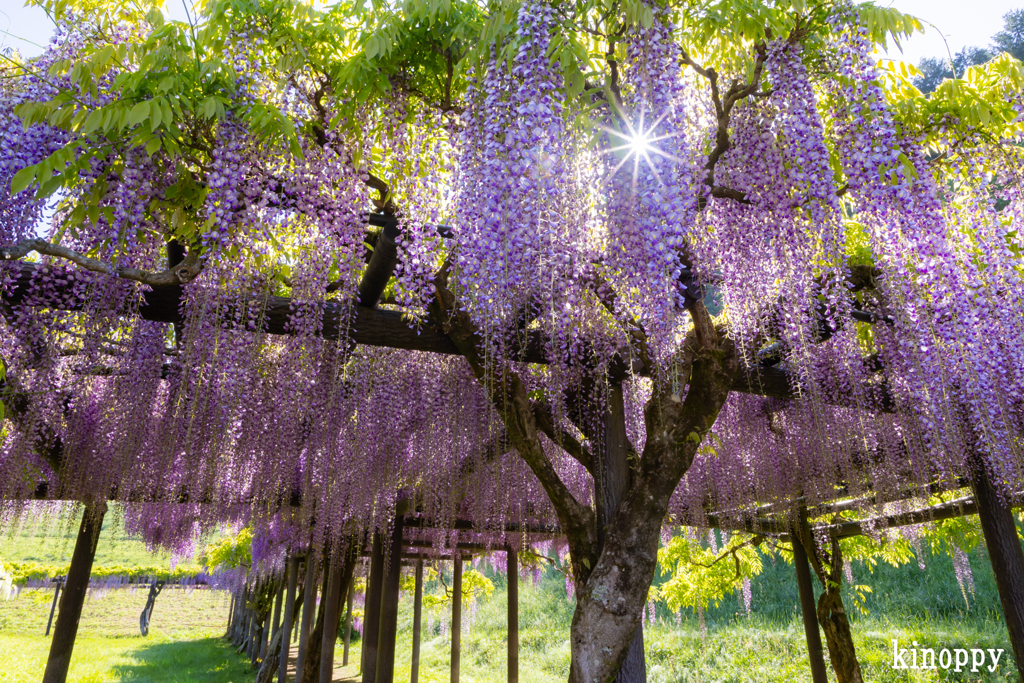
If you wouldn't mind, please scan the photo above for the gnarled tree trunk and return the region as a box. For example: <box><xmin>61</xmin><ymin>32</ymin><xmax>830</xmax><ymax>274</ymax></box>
<box><xmin>432</xmin><ymin>269</ymin><xmax>738</xmax><ymax>683</ymax></box>
<box><xmin>795</xmin><ymin>513</ymin><xmax>863</xmax><ymax>683</ymax></box>
<box><xmin>816</xmin><ymin>587</ymin><xmax>863</xmax><ymax>683</ymax></box>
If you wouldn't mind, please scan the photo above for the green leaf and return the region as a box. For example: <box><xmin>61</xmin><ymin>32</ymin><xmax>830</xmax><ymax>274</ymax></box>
<box><xmin>10</xmin><ymin>166</ymin><xmax>36</xmax><ymax>195</ymax></box>
<box><xmin>202</xmin><ymin>96</ymin><xmax>219</xmax><ymax>119</ymax></box>
<box><xmin>128</xmin><ymin>100</ymin><xmax>151</xmax><ymax>127</ymax></box>
<box><xmin>641</xmin><ymin>6</ymin><xmax>654</xmax><ymax>29</ymax></box>
<box><xmin>365</xmin><ymin>36</ymin><xmax>380</xmax><ymax>59</ymax></box>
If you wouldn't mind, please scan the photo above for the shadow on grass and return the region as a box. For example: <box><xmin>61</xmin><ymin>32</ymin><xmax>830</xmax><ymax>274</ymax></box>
<box><xmin>110</xmin><ymin>636</ymin><xmax>253</xmax><ymax>683</ymax></box>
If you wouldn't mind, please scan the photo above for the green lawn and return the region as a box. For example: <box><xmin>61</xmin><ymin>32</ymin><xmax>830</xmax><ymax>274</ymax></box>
<box><xmin>0</xmin><ymin>588</ymin><xmax>250</xmax><ymax>683</ymax></box>
<box><xmin>1</xmin><ymin>506</ymin><xmax>174</xmax><ymax>568</ymax></box>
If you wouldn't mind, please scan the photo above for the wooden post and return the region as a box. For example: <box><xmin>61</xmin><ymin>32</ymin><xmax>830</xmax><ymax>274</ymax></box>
<box><xmin>42</xmin><ymin>502</ymin><xmax>106</xmax><ymax>683</ymax></box>
<box><xmin>273</xmin><ymin>577</ymin><xmax>284</xmax><ymax>637</ymax></box>
<box><xmin>451</xmin><ymin>555</ymin><xmax>462</xmax><ymax>683</ymax></box>
<box><xmin>361</xmin><ymin>532</ymin><xmax>386</xmax><ymax>683</ymax></box>
<box><xmin>237</xmin><ymin>594</ymin><xmax>249</xmax><ymax>647</ymax></box>
<box><xmin>45</xmin><ymin>577</ymin><xmax>63</xmax><ymax>636</ymax></box>
<box><xmin>295</xmin><ymin>559</ymin><xmax>318</xmax><ymax>679</ymax></box>
<box><xmin>226</xmin><ymin>593</ymin><xmax>236</xmax><ymax>637</ymax></box>
<box><xmin>411</xmin><ymin>560</ymin><xmax>423</xmax><ymax>683</ymax></box>
<box><xmin>247</xmin><ymin>591</ymin><xmax>258</xmax><ymax>662</ymax></box>
<box><xmin>318</xmin><ymin>550</ymin><xmax>346</xmax><ymax>683</ymax></box>
<box><xmin>260</xmin><ymin>608</ymin><xmax>272</xmax><ymax>663</ymax></box>
<box><xmin>233</xmin><ymin>592</ymin><xmax>244</xmax><ymax>646</ymax></box>
<box><xmin>279</xmin><ymin>556</ymin><xmax>300</xmax><ymax>683</ymax></box>
<box><xmin>972</xmin><ymin>460</ymin><xmax>1024</xmax><ymax>677</ymax></box>
<box><xmin>375</xmin><ymin>517</ymin><xmax>405</xmax><ymax>683</ymax></box>
<box><xmin>507</xmin><ymin>549</ymin><xmax>518</xmax><ymax>683</ymax></box>
<box><xmin>792</xmin><ymin>527</ymin><xmax>828</xmax><ymax>683</ymax></box>
<box><xmin>343</xmin><ymin>579</ymin><xmax>354</xmax><ymax>666</ymax></box>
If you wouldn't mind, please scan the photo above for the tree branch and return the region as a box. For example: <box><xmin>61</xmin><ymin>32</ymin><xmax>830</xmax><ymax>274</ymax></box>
<box><xmin>0</xmin><ymin>239</ymin><xmax>202</xmax><ymax>286</ymax></box>
<box><xmin>428</xmin><ymin>260</ymin><xmax>599</xmax><ymax>576</ymax></box>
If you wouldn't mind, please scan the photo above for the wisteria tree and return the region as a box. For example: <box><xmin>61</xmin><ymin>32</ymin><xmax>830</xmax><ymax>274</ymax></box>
<box><xmin>2</xmin><ymin>0</ymin><xmax>1024</xmax><ymax>681</ymax></box>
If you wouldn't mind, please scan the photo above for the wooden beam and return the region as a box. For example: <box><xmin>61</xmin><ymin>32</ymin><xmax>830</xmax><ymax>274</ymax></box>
<box><xmin>2</xmin><ymin>261</ymin><xmax>881</xmax><ymax>407</ymax></box>
<box><xmin>402</xmin><ymin>516</ymin><xmax>561</xmax><ymax>535</ymax></box>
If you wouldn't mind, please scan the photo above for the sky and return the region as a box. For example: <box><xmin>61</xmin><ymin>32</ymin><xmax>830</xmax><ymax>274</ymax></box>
<box><xmin>0</xmin><ymin>0</ymin><xmax>1020</xmax><ymax>63</ymax></box>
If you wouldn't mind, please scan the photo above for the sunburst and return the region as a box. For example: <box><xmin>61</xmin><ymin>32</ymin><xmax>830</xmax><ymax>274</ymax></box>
<box><xmin>598</xmin><ymin>105</ymin><xmax>684</xmax><ymax>193</ymax></box>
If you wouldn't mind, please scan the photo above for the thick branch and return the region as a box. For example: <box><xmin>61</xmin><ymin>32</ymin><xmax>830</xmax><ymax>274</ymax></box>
<box><xmin>1</xmin><ymin>239</ymin><xmax>202</xmax><ymax>286</ymax></box>
<box><xmin>428</xmin><ymin>261</ymin><xmax>599</xmax><ymax>576</ymax></box>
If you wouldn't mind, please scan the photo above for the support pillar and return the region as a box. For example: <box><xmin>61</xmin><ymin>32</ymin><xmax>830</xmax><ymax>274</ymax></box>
<box><xmin>361</xmin><ymin>532</ymin><xmax>386</xmax><ymax>683</ymax></box>
<box><xmin>260</xmin><ymin>608</ymin><xmax>271</xmax><ymax>663</ymax></box>
<box><xmin>507</xmin><ymin>548</ymin><xmax>518</xmax><ymax>683</ymax></box>
<box><xmin>375</xmin><ymin>517</ymin><xmax>405</xmax><ymax>683</ymax></box>
<box><xmin>227</xmin><ymin>593</ymin><xmax>236</xmax><ymax>638</ymax></box>
<box><xmin>450</xmin><ymin>555</ymin><xmax>462</xmax><ymax>683</ymax></box>
<box><xmin>273</xmin><ymin>578</ymin><xmax>284</xmax><ymax>638</ymax></box>
<box><xmin>343</xmin><ymin>579</ymin><xmax>354</xmax><ymax>666</ymax></box>
<box><xmin>42</xmin><ymin>502</ymin><xmax>106</xmax><ymax>683</ymax></box>
<box><xmin>318</xmin><ymin>549</ymin><xmax>346</xmax><ymax>683</ymax></box>
<box><xmin>279</xmin><ymin>556</ymin><xmax>299</xmax><ymax>683</ymax></box>
<box><xmin>45</xmin><ymin>578</ymin><xmax>63</xmax><ymax>636</ymax></box>
<box><xmin>972</xmin><ymin>459</ymin><xmax>1024</xmax><ymax>677</ymax></box>
<box><xmin>411</xmin><ymin>560</ymin><xmax>423</xmax><ymax>683</ymax></box>
<box><xmin>792</xmin><ymin>527</ymin><xmax>828</xmax><ymax>683</ymax></box>
<box><xmin>295</xmin><ymin>559</ymin><xmax>318</xmax><ymax>680</ymax></box>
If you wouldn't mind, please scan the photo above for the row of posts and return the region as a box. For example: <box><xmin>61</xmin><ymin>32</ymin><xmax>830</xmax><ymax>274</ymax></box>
<box><xmin>225</xmin><ymin>520</ymin><xmax>521</xmax><ymax>683</ymax></box>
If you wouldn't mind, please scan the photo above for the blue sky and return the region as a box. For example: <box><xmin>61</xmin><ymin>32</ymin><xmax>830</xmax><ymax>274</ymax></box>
<box><xmin>0</xmin><ymin>0</ymin><xmax>1020</xmax><ymax>65</ymax></box>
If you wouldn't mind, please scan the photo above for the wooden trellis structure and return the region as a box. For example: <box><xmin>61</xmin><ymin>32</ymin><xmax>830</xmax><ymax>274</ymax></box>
<box><xmin>3</xmin><ymin>219</ymin><xmax>1024</xmax><ymax>682</ymax></box>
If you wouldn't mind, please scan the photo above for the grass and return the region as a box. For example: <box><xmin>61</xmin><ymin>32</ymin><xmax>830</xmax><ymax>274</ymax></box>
<box><xmin>0</xmin><ymin>585</ymin><xmax>250</xmax><ymax>682</ymax></box>
<box><xmin>1</xmin><ymin>504</ymin><xmax>176</xmax><ymax>569</ymax></box>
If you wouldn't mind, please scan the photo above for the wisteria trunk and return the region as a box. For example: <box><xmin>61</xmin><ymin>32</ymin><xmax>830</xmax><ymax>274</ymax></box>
<box><xmin>592</xmin><ymin>383</ymin><xmax>646</xmax><ymax>683</ymax></box>
<box><xmin>816</xmin><ymin>587</ymin><xmax>863</xmax><ymax>683</ymax></box>
<box><xmin>42</xmin><ymin>501</ymin><xmax>106</xmax><ymax>683</ymax></box>
<box><xmin>567</xmin><ymin>383</ymin><xmax>664</xmax><ymax>683</ymax></box>
<box><xmin>970</xmin><ymin>458</ymin><xmax>1024</xmax><ymax>677</ymax></box>
<box><xmin>568</xmin><ymin>474</ymin><xmax>669</xmax><ymax>683</ymax></box>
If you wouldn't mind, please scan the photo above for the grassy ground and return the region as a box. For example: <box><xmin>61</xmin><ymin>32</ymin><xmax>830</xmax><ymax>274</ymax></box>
<box><xmin>1</xmin><ymin>504</ymin><xmax>177</xmax><ymax>568</ymax></box>
<box><xmin>0</xmin><ymin>588</ymin><xmax>250</xmax><ymax>682</ymax></box>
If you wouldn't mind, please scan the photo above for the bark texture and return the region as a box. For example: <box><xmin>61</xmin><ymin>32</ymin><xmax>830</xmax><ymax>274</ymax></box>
<box><xmin>299</xmin><ymin>569</ymin><xmax>330</xmax><ymax>683</ymax></box>
<box><xmin>795</xmin><ymin>514</ymin><xmax>864</xmax><ymax>683</ymax></box>
<box><xmin>816</xmin><ymin>588</ymin><xmax>863</xmax><ymax>683</ymax></box>
<box><xmin>971</xmin><ymin>458</ymin><xmax>1024</xmax><ymax>678</ymax></box>
<box><xmin>256</xmin><ymin>628</ymin><xmax>284</xmax><ymax>683</ymax></box>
